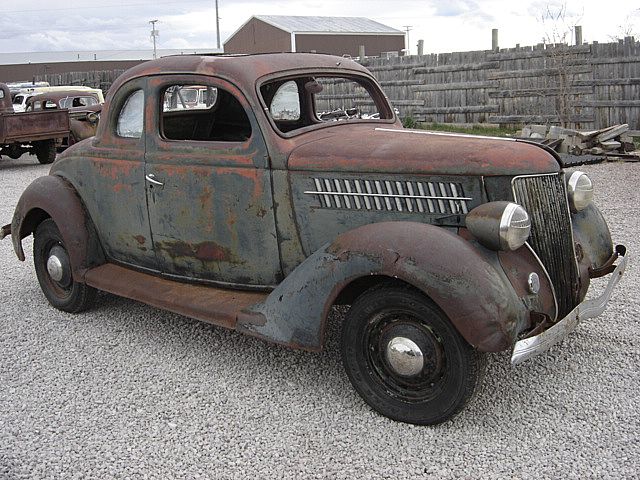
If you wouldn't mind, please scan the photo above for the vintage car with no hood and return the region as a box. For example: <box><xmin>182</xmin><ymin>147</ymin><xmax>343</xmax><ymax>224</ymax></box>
<box><xmin>3</xmin><ymin>54</ymin><xmax>628</xmax><ymax>425</ymax></box>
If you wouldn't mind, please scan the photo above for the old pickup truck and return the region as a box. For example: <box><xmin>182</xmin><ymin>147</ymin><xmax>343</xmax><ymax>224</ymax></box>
<box><xmin>4</xmin><ymin>54</ymin><xmax>628</xmax><ymax>425</ymax></box>
<box><xmin>0</xmin><ymin>83</ymin><xmax>69</xmax><ymax>163</ymax></box>
<box><xmin>25</xmin><ymin>90</ymin><xmax>102</xmax><ymax>150</ymax></box>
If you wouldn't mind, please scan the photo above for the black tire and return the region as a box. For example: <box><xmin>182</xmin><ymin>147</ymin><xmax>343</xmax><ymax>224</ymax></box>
<box><xmin>341</xmin><ymin>285</ymin><xmax>485</xmax><ymax>425</ymax></box>
<box><xmin>34</xmin><ymin>139</ymin><xmax>56</xmax><ymax>164</ymax></box>
<box><xmin>33</xmin><ymin>219</ymin><xmax>97</xmax><ymax>313</ymax></box>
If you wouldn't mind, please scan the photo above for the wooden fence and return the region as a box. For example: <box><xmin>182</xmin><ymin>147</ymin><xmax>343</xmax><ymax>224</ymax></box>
<box><xmin>361</xmin><ymin>37</ymin><xmax>640</xmax><ymax>129</ymax></box>
<box><xmin>35</xmin><ymin>69</ymin><xmax>126</xmax><ymax>93</ymax></box>
<box><xmin>35</xmin><ymin>37</ymin><xmax>640</xmax><ymax>129</ymax></box>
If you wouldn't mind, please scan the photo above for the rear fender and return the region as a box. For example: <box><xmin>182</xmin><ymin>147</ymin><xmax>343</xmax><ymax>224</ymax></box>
<box><xmin>238</xmin><ymin>222</ymin><xmax>529</xmax><ymax>352</ymax></box>
<box><xmin>11</xmin><ymin>175</ymin><xmax>105</xmax><ymax>280</ymax></box>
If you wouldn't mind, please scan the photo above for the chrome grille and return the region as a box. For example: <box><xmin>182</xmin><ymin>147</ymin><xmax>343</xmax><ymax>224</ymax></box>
<box><xmin>306</xmin><ymin>178</ymin><xmax>471</xmax><ymax>215</ymax></box>
<box><xmin>513</xmin><ymin>173</ymin><xmax>579</xmax><ymax>318</ymax></box>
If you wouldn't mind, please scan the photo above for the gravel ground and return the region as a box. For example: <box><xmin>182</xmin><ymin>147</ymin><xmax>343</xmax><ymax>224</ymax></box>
<box><xmin>0</xmin><ymin>155</ymin><xmax>638</xmax><ymax>479</ymax></box>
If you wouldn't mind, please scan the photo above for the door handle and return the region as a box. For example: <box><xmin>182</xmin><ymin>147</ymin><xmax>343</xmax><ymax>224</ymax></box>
<box><xmin>145</xmin><ymin>173</ymin><xmax>164</xmax><ymax>186</ymax></box>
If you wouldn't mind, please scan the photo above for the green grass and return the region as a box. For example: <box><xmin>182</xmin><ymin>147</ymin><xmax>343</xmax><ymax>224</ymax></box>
<box><xmin>402</xmin><ymin>118</ymin><xmax>518</xmax><ymax>138</ymax></box>
<box><xmin>422</xmin><ymin>123</ymin><xmax>518</xmax><ymax>137</ymax></box>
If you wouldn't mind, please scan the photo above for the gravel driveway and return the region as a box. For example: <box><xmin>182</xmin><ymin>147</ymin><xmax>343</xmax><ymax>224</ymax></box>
<box><xmin>0</xmin><ymin>155</ymin><xmax>638</xmax><ymax>479</ymax></box>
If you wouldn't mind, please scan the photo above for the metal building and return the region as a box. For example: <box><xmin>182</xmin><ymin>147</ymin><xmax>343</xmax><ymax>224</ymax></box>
<box><xmin>223</xmin><ymin>15</ymin><xmax>405</xmax><ymax>57</ymax></box>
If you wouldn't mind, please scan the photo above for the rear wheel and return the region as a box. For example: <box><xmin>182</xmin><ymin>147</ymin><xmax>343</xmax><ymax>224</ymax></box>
<box><xmin>341</xmin><ymin>285</ymin><xmax>485</xmax><ymax>425</ymax></box>
<box><xmin>34</xmin><ymin>139</ymin><xmax>56</xmax><ymax>164</ymax></box>
<box><xmin>33</xmin><ymin>219</ymin><xmax>96</xmax><ymax>312</ymax></box>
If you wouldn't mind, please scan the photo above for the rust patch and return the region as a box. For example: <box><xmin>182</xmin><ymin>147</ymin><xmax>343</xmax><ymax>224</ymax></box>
<box><xmin>195</xmin><ymin>242</ymin><xmax>232</xmax><ymax>262</ymax></box>
<box><xmin>198</xmin><ymin>186</ymin><xmax>213</xmax><ymax>207</ymax></box>
<box><xmin>113</xmin><ymin>183</ymin><xmax>133</xmax><ymax>193</ymax></box>
<box><xmin>159</xmin><ymin>240</ymin><xmax>238</xmax><ymax>264</ymax></box>
<box><xmin>98</xmin><ymin>161</ymin><xmax>135</xmax><ymax>180</ymax></box>
<box><xmin>133</xmin><ymin>235</ymin><xmax>146</xmax><ymax>245</ymax></box>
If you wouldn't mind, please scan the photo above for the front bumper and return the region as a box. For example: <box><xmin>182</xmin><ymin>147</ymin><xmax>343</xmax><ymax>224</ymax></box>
<box><xmin>511</xmin><ymin>244</ymin><xmax>628</xmax><ymax>365</ymax></box>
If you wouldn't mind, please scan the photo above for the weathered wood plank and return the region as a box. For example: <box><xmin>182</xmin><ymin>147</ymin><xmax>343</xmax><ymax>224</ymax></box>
<box><xmin>389</xmin><ymin>100</ymin><xmax>425</xmax><ymax>106</ymax></box>
<box><xmin>488</xmin><ymin>114</ymin><xmax>595</xmax><ymax>123</ymax></box>
<box><xmin>574</xmin><ymin>100</ymin><xmax>640</xmax><ymax>107</ymax></box>
<box><xmin>488</xmin><ymin>66</ymin><xmax>592</xmax><ymax>79</ymax></box>
<box><xmin>412</xmin><ymin>81</ymin><xmax>494</xmax><ymax>91</ymax></box>
<box><xmin>573</xmin><ymin>78</ymin><xmax>640</xmax><ymax>86</ymax></box>
<box><xmin>415</xmin><ymin>105</ymin><xmax>500</xmax><ymax>114</ymax></box>
<box><xmin>379</xmin><ymin>80</ymin><xmax>423</xmax><ymax>87</ymax></box>
<box><xmin>486</xmin><ymin>44</ymin><xmax>592</xmax><ymax>60</ymax></box>
<box><xmin>413</xmin><ymin>61</ymin><xmax>500</xmax><ymax>74</ymax></box>
<box><xmin>488</xmin><ymin>87</ymin><xmax>593</xmax><ymax>98</ymax></box>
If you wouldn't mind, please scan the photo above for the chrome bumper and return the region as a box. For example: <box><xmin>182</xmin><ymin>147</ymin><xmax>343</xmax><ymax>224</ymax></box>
<box><xmin>511</xmin><ymin>245</ymin><xmax>628</xmax><ymax>365</ymax></box>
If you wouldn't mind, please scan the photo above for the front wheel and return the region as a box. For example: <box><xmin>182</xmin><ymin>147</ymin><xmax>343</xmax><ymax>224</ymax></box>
<box><xmin>33</xmin><ymin>219</ymin><xmax>97</xmax><ymax>313</ymax></box>
<box><xmin>341</xmin><ymin>285</ymin><xmax>485</xmax><ymax>425</ymax></box>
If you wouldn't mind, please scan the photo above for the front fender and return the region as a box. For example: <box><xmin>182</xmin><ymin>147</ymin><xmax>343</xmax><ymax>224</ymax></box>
<box><xmin>238</xmin><ymin>222</ymin><xmax>530</xmax><ymax>352</ymax></box>
<box><xmin>11</xmin><ymin>175</ymin><xmax>104</xmax><ymax>280</ymax></box>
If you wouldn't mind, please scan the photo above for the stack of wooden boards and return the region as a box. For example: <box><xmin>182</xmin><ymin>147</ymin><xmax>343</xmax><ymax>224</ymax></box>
<box><xmin>518</xmin><ymin>124</ymin><xmax>640</xmax><ymax>162</ymax></box>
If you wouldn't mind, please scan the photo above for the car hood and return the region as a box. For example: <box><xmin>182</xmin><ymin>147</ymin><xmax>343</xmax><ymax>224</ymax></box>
<box><xmin>287</xmin><ymin>126</ymin><xmax>561</xmax><ymax>176</ymax></box>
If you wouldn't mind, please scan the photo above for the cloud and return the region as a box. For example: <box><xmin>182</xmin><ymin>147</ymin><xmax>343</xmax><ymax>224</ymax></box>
<box><xmin>0</xmin><ymin>0</ymin><xmax>639</xmax><ymax>55</ymax></box>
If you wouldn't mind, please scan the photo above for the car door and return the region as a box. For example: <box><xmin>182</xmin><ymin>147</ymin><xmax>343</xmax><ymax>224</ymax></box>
<box><xmin>73</xmin><ymin>77</ymin><xmax>157</xmax><ymax>271</ymax></box>
<box><xmin>144</xmin><ymin>75</ymin><xmax>281</xmax><ymax>286</ymax></box>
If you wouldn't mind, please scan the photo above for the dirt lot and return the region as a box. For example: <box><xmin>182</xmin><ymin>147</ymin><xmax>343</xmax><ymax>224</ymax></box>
<box><xmin>0</xmin><ymin>155</ymin><xmax>638</xmax><ymax>479</ymax></box>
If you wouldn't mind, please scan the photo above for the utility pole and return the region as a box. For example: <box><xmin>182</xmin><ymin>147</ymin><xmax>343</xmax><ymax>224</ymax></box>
<box><xmin>149</xmin><ymin>19</ymin><xmax>159</xmax><ymax>59</ymax></box>
<box><xmin>403</xmin><ymin>25</ymin><xmax>413</xmax><ymax>55</ymax></box>
<box><xmin>215</xmin><ymin>0</ymin><xmax>221</xmax><ymax>50</ymax></box>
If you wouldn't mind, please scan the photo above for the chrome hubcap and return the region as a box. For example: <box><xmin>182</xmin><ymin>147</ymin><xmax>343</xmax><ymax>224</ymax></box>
<box><xmin>385</xmin><ymin>336</ymin><xmax>424</xmax><ymax>377</ymax></box>
<box><xmin>47</xmin><ymin>254</ymin><xmax>64</xmax><ymax>282</ymax></box>
<box><xmin>45</xmin><ymin>245</ymin><xmax>71</xmax><ymax>287</ymax></box>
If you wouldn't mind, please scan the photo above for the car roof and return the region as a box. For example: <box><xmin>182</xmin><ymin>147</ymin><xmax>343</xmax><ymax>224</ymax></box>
<box><xmin>109</xmin><ymin>53</ymin><xmax>372</xmax><ymax>94</ymax></box>
<box><xmin>27</xmin><ymin>91</ymin><xmax>99</xmax><ymax>103</ymax></box>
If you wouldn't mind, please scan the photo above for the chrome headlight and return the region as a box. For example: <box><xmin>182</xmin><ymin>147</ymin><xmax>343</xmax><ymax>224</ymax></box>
<box><xmin>567</xmin><ymin>171</ymin><xmax>593</xmax><ymax>212</ymax></box>
<box><xmin>466</xmin><ymin>201</ymin><xmax>531</xmax><ymax>251</ymax></box>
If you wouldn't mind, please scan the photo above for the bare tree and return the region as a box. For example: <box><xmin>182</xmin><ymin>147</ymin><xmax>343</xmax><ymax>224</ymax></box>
<box><xmin>609</xmin><ymin>9</ymin><xmax>639</xmax><ymax>41</ymax></box>
<box><xmin>538</xmin><ymin>3</ymin><xmax>584</xmax><ymax>127</ymax></box>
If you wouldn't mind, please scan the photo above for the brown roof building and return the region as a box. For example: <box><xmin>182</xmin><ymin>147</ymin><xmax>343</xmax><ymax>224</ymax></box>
<box><xmin>223</xmin><ymin>15</ymin><xmax>405</xmax><ymax>57</ymax></box>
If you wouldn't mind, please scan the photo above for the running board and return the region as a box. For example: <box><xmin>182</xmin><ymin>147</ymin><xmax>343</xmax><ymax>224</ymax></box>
<box><xmin>84</xmin><ymin>263</ymin><xmax>268</xmax><ymax>329</ymax></box>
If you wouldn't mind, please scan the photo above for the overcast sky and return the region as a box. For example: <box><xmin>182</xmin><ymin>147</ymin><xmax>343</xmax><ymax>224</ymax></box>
<box><xmin>1</xmin><ymin>0</ymin><xmax>639</xmax><ymax>55</ymax></box>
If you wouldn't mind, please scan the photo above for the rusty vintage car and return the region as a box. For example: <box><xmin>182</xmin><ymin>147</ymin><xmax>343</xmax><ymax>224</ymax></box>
<box><xmin>24</xmin><ymin>90</ymin><xmax>102</xmax><ymax>149</ymax></box>
<box><xmin>3</xmin><ymin>54</ymin><xmax>628</xmax><ymax>425</ymax></box>
<box><xmin>0</xmin><ymin>83</ymin><xmax>69</xmax><ymax>164</ymax></box>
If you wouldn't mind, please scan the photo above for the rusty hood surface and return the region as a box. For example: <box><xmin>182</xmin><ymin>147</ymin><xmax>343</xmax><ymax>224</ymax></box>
<box><xmin>287</xmin><ymin>126</ymin><xmax>561</xmax><ymax>176</ymax></box>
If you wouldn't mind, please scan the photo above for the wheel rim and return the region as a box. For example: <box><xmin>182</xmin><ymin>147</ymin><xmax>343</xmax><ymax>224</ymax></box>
<box><xmin>42</xmin><ymin>242</ymin><xmax>72</xmax><ymax>295</ymax></box>
<box><xmin>365</xmin><ymin>311</ymin><xmax>447</xmax><ymax>402</ymax></box>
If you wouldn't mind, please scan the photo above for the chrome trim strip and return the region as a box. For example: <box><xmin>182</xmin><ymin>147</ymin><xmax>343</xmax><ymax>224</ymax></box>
<box><xmin>303</xmin><ymin>190</ymin><xmax>473</xmax><ymax>202</ymax></box>
<box><xmin>511</xmin><ymin>247</ymin><xmax>628</xmax><ymax>366</ymax></box>
<box><xmin>524</xmin><ymin>242</ymin><xmax>558</xmax><ymax>321</ymax></box>
<box><xmin>374</xmin><ymin>127</ymin><xmax>518</xmax><ymax>142</ymax></box>
<box><xmin>306</xmin><ymin>178</ymin><xmax>471</xmax><ymax>214</ymax></box>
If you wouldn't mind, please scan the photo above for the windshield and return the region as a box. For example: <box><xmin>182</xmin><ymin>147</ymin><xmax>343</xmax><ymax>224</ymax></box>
<box><xmin>59</xmin><ymin>96</ymin><xmax>99</xmax><ymax>108</ymax></box>
<box><xmin>260</xmin><ymin>74</ymin><xmax>392</xmax><ymax>135</ymax></box>
<box><xmin>13</xmin><ymin>95</ymin><xmax>24</xmax><ymax>105</ymax></box>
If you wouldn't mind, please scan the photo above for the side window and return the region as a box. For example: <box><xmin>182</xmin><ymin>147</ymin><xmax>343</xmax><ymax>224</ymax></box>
<box><xmin>161</xmin><ymin>84</ymin><xmax>251</xmax><ymax>142</ymax></box>
<box><xmin>270</xmin><ymin>81</ymin><xmax>300</xmax><ymax>120</ymax></box>
<box><xmin>116</xmin><ymin>89</ymin><xmax>144</xmax><ymax>138</ymax></box>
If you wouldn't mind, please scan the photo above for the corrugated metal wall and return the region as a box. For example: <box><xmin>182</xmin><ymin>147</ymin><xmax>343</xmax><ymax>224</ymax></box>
<box><xmin>295</xmin><ymin>34</ymin><xmax>404</xmax><ymax>57</ymax></box>
<box><xmin>223</xmin><ymin>18</ymin><xmax>292</xmax><ymax>54</ymax></box>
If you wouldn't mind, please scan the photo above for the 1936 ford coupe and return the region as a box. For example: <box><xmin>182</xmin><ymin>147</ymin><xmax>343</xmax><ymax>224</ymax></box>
<box><xmin>3</xmin><ymin>54</ymin><xmax>628</xmax><ymax>425</ymax></box>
